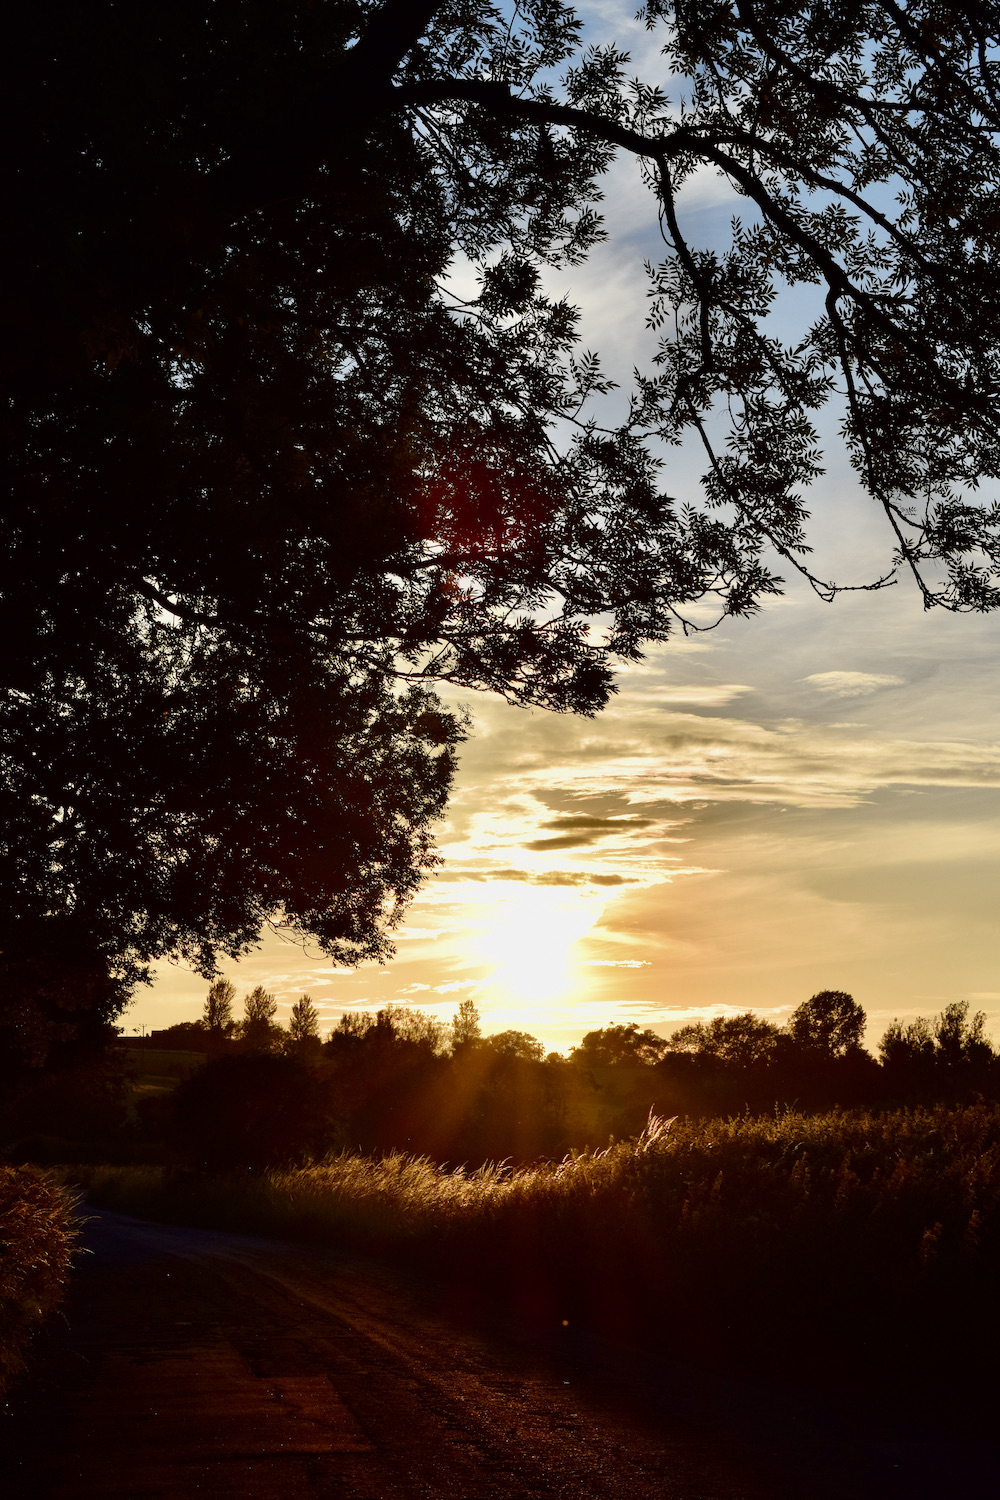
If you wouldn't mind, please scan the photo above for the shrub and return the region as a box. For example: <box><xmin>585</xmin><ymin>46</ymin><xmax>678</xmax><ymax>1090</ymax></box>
<box><xmin>167</xmin><ymin>1053</ymin><xmax>334</xmax><ymax>1170</ymax></box>
<box><xmin>0</xmin><ymin>1166</ymin><xmax>78</xmax><ymax>1398</ymax></box>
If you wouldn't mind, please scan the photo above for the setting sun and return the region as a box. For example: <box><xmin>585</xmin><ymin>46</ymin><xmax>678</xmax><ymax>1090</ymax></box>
<box><xmin>475</xmin><ymin>886</ymin><xmax>604</xmax><ymax>1004</ymax></box>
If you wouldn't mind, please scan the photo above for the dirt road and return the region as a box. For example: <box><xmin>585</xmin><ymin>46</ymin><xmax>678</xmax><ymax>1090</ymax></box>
<box><xmin>3</xmin><ymin>1208</ymin><xmax>998</xmax><ymax>1499</ymax></box>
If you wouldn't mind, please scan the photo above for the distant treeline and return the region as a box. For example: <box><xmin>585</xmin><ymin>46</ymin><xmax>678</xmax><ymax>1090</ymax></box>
<box><xmin>120</xmin><ymin>986</ymin><xmax>1000</xmax><ymax>1170</ymax></box>
<box><xmin>6</xmin><ymin>982</ymin><xmax>998</xmax><ymax>1169</ymax></box>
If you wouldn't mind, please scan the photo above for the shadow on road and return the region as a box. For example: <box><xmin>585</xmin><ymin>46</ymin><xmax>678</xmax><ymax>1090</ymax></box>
<box><xmin>2</xmin><ymin>1208</ymin><xmax>998</xmax><ymax>1499</ymax></box>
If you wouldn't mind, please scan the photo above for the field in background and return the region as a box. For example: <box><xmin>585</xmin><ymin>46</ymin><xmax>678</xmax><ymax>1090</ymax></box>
<box><xmin>116</xmin><ymin>1046</ymin><xmax>206</xmax><ymax>1114</ymax></box>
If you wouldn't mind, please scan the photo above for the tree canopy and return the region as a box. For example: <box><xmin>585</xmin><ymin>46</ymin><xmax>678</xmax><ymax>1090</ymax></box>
<box><xmin>7</xmin><ymin>0</ymin><xmax>1000</xmax><ymax>1054</ymax></box>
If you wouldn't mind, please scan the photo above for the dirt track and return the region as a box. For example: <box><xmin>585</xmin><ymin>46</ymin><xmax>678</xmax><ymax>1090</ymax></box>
<box><xmin>3</xmin><ymin>1208</ymin><xmax>999</xmax><ymax>1498</ymax></box>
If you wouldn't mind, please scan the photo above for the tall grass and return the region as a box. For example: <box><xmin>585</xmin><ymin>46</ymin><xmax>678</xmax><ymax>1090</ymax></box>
<box><xmin>82</xmin><ymin>1104</ymin><xmax>1000</xmax><ymax>1415</ymax></box>
<box><xmin>0</xmin><ymin>1166</ymin><xmax>79</xmax><ymax>1399</ymax></box>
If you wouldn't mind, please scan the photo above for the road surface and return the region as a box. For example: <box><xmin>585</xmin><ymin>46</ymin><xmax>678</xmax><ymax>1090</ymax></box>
<box><xmin>3</xmin><ymin>1207</ymin><xmax>998</xmax><ymax>1498</ymax></box>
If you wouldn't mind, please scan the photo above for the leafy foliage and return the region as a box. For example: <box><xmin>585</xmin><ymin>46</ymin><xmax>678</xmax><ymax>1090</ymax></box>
<box><xmin>237</xmin><ymin>986</ymin><xmax>283</xmax><ymax>1054</ymax></box>
<box><xmin>667</xmin><ymin>1011</ymin><xmax>782</xmax><ymax>1066</ymax></box>
<box><xmin>571</xmin><ymin>1022</ymin><xmax>671</xmax><ymax>1067</ymax></box>
<box><xmin>168</xmin><ymin>1053</ymin><xmax>333</xmax><ymax>1170</ymax></box>
<box><xmin>879</xmin><ymin>999</ymin><xmax>996</xmax><ymax>1098</ymax></box>
<box><xmin>8</xmin><ymin>1</ymin><xmax>1000</xmax><ymax>1050</ymax></box>
<box><xmin>633</xmin><ymin>0</ymin><xmax>1000</xmax><ymax>610</ymax></box>
<box><xmin>0</xmin><ymin>1168</ymin><xmax>77</xmax><ymax>1399</ymax></box>
<box><xmin>788</xmin><ymin>989</ymin><xmax>867</xmax><ymax>1056</ymax></box>
<box><xmin>288</xmin><ymin>995</ymin><xmax>321</xmax><ymax>1045</ymax></box>
<box><xmin>202</xmin><ymin>979</ymin><xmax>236</xmax><ymax>1042</ymax></box>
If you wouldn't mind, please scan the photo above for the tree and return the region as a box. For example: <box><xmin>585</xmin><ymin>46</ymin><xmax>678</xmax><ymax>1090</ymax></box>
<box><xmin>787</xmin><ymin>992</ymin><xmax>866</xmax><ymax>1058</ymax></box>
<box><xmin>288</xmin><ymin>994</ymin><xmax>321</xmax><ymax>1046</ymax></box>
<box><xmin>168</xmin><ymin>1053</ymin><xmax>332</xmax><ymax>1170</ymax></box>
<box><xmin>328</xmin><ymin>1004</ymin><xmax>448</xmax><ymax>1057</ymax></box>
<box><xmin>879</xmin><ymin>1015</ymin><xmax>935</xmax><ymax>1067</ymax></box>
<box><xmin>0</xmin><ymin>919</ymin><xmax>129</xmax><ymax>1082</ymax></box>
<box><xmin>572</xmin><ymin>1023</ymin><xmax>671</xmax><ymax>1068</ymax></box>
<box><xmin>484</xmin><ymin>1030</ymin><xmax>546</xmax><ymax>1063</ymax></box>
<box><xmin>202</xmin><ymin>978</ymin><xmax>236</xmax><ymax>1042</ymax></box>
<box><xmin>324</xmin><ymin>1004</ymin><xmax>448</xmax><ymax>1153</ymax></box>
<box><xmin>932</xmin><ymin>1000</ymin><xmax>994</xmax><ymax>1071</ymax></box>
<box><xmin>668</xmin><ymin>1013</ymin><xmax>782</xmax><ymax>1068</ymax></box>
<box><xmin>452</xmin><ymin>999</ymin><xmax>483</xmax><ymax>1052</ymax></box>
<box><xmin>238</xmin><ymin>986</ymin><xmax>282</xmax><ymax>1053</ymax></box>
<box><xmin>879</xmin><ymin>1000</ymin><xmax>997</xmax><ymax>1098</ymax></box>
<box><xmin>8</xmin><ymin>1</ymin><xmax>1000</xmax><ymax>1033</ymax></box>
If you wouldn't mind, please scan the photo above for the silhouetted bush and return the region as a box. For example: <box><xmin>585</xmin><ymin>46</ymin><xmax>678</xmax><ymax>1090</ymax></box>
<box><xmin>2</xmin><ymin>1056</ymin><xmax>132</xmax><ymax>1163</ymax></box>
<box><xmin>168</xmin><ymin>1053</ymin><xmax>334</xmax><ymax>1170</ymax></box>
<box><xmin>0</xmin><ymin>1166</ymin><xmax>77</xmax><ymax>1398</ymax></box>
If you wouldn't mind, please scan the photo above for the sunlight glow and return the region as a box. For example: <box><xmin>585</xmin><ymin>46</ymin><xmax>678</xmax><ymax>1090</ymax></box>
<box><xmin>475</xmin><ymin>887</ymin><xmax>604</xmax><ymax>1004</ymax></box>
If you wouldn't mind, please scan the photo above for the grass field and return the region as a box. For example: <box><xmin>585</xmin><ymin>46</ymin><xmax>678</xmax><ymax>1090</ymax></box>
<box><xmin>78</xmin><ymin>1103</ymin><xmax>1000</xmax><ymax>1418</ymax></box>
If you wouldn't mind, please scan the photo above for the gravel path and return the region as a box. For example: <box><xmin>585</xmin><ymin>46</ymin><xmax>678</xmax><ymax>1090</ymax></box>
<box><xmin>3</xmin><ymin>1207</ymin><xmax>998</xmax><ymax>1498</ymax></box>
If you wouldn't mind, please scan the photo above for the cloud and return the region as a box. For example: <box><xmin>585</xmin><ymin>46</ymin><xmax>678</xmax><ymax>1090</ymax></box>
<box><xmin>436</xmin><ymin>866</ymin><xmax>639</xmax><ymax>887</ymax></box>
<box><xmin>541</xmin><ymin>815</ymin><xmax>655</xmax><ymax>831</ymax></box>
<box><xmin>625</xmin><ymin>684</ymin><xmax>755</xmax><ymax>707</ymax></box>
<box><xmin>585</xmin><ymin>960</ymin><xmax>651</xmax><ymax>968</ymax></box>
<box><xmin>525</xmin><ymin>814</ymin><xmax>657</xmax><ymax>850</ymax></box>
<box><xmin>472</xmin><ymin>715</ymin><xmax>1000</xmax><ymax>810</ymax></box>
<box><xmin>804</xmin><ymin>671</ymin><xmax>906</xmax><ymax>698</ymax></box>
<box><xmin>525</xmin><ymin>834</ymin><xmax>603</xmax><ymax>850</ymax></box>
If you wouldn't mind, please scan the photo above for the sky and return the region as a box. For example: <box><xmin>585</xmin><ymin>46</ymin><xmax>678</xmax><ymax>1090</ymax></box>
<box><xmin>129</xmin><ymin>3</ymin><xmax>1000</xmax><ymax>1054</ymax></box>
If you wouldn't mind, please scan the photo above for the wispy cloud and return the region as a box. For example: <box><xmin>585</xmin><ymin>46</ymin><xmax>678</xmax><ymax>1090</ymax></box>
<box><xmin>585</xmin><ymin>960</ymin><xmax>651</xmax><ymax>968</ymax></box>
<box><xmin>435</xmin><ymin>866</ymin><xmax>641</xmax><ymax>887</ymax></box>
<box><xmin>524</xmin><ymin>813</ymin><xmax>656</xmax><ymax>849</ymax></box>
<box><xmin>804</xmin><ymin>671</ymin><xmax>906</xmax><ymax>698</ymax></box>
<box><xmin>623</xmin><ymin>684</ymin><xmax>756</xmax><ymax>707</ymax></box>
<box><xmin>467</xmin><ymin>715</ymin><xmax>1000</xmax><ymax>810</ymax></box>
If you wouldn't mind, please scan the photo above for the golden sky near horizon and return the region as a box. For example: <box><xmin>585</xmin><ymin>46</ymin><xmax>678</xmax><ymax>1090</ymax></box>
<box><xmin>131</xmin><ymin>4</ymin><xmax>1000</xmax><ymax>1053</ymax></box>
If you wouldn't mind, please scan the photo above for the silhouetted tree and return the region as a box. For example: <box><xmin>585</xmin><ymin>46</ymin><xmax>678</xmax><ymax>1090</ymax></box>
<box><xmin>288</xmin><ymin>995</ymin><xmax>320</xmax><ymax>1044</ymax></box>
<box><xmin>9</xmin><ymin>1</ymin><xmax>1000</xmax><ymax>1040</ymax></box>
<box><xmin>323</xmin><ymin>1004</ymin><xmax>448</xmax><ymax>1151</ymax></box>
<box><xmin>668</xmin><ymin>1013</ymin><xmax>782</xmax><ymax>1068</ymax></box>
<box><xmin>238</xmin><ymin>986</ymin><xmax>282</xmax><ymax>1054</ymax></box>
<box><xmin>451</xmin><ymin>999</ymin><xmax>483</xmax><ymax>1052</ymax></box>
<box><xmin>201</xmin><ymin>978</ymin><xmax>236</xmax><ymax>1055</ymax></box>
<box><xmin>934</xmin><ymin>1000</ymin><xmax>994</xmax><ymax>1073</ymax></box>
<box><xmin>203</xmin><ymin>978</ymin><xmax>235</xmax><ymax>1031</ymax></box>
<box><xmin>879</xmin><ymin>1001</ymin><xmax>998</xmax><ymax>1101</ymax></box>
<box><xmin>788</xmin><ymin>991</ymin><xmax>866</xmax><ymax>1058</ymax></box>
<box><xmin>566</xmin><ymin>1024</ymin><xmax>674</xmax><ymax>1139</ymax></box>
<box><xmin>484</xmin><ymin>1030</ymin><xmax>546</xmax><ymax>1063</ymax></box>
<box><xmin>0</xmin><ymin>920</ymin><xmax>128</xmax><ymax>1082</ymax></box>
<box><xmin>571</xmin><ymin>1024</ymin><xmax>670</xmax><ymax>1068</ymax></box>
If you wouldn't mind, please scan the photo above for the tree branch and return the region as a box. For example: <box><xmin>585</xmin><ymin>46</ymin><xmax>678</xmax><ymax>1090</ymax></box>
<box><xmin>393</xmin><ymin>79</ymin><xmax>684</xmax><ymax>158</ymax></box>
<box><xmin>137</xmin><ymin>583</ymin><xmax>219</xmax><ymax>627</ymax></box>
